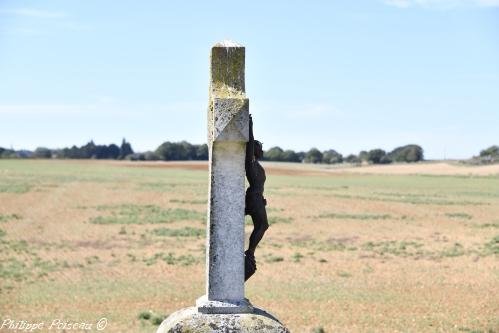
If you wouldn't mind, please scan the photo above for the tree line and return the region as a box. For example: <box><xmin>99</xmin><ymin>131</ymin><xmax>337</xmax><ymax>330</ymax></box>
<box><xmin>263</xmin><ymin>144</ymin><xmax>424</xmax><ymax>164</ymax></box>
<box><xmin>0</xmin><ymin>140</ymin><xmax>425</xmax><ymax>164</ymax></box>
<box><xmin>2</xmin><ymin>141</ymin><xmax>498</xmax><ymax>165</ymax></box>
<box><xmin>468</xmin><ymin>145</ymin><xmax>499</xmax><ymax>165</ymax></box>
<box><xmin>0</xmin><ymin>139</ymin><xmax>134</xmax><ymax>160</ymax></box>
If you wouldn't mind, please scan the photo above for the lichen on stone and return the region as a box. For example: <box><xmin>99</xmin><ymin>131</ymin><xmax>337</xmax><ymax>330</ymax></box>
<box><xmin>210</xmin><ymin>45</ymin><xmax>245</xmax><ymax>96</ymax></box>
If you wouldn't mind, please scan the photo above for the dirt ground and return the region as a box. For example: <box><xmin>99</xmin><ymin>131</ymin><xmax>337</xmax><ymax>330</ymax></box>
<box><xmin>0</xmin><ymin>160</ymin><xmax>498</xmax><ymax>333</ymax></box>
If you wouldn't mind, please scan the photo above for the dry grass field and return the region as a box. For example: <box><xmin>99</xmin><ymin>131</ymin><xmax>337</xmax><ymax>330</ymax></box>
<box><xmin>1</xmin><ymin>160</ymin><xmax>498</xmax><ymax>333</ymax></box>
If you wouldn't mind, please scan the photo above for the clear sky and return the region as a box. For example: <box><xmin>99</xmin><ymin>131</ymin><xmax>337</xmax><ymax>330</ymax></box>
<box><xmin>1</xmin><ymin>0</ymin><xmax>498</xmax><ymax>159</ymax></box>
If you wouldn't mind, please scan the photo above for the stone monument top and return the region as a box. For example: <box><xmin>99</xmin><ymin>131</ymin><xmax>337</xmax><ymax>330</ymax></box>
<box><xmin>210</xmin><ymin>40</ymin><xmax>246</xmax><ymax>97</ymax></box>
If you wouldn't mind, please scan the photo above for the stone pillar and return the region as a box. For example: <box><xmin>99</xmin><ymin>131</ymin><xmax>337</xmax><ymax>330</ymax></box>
<box><xmin>196</xmin><ymin>40</ymin><xmax>252</xmax><ymax>314</ymax></box>
<box><xmin>156</xmin><ymin>41</ymin><xmax>290</xmax><ymax>332</ymax></box>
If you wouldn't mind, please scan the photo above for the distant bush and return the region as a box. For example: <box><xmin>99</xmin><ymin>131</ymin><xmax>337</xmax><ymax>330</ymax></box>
<box><xmin>126</xmin><ymin>151</ymin><xmax>160</xmax><ymax>161</ymax></box>
<box><xmin>0</xmin><ymin>147</ymin><xmax>28</xmax><ymax>158</ymax></box>
<box><xmin>480</xmin><ymin>145</ymin><xmax>499</xmax><ymax>157</ymax></box>
<box><xmin>322</xmin><ymin>149</ymin><xmax>343</xmax><ymax>164</ymax></box>
<box><xmin>144</xmin><ymin>151</ymin><xmax>160</xmax><ymax>161</ymax></box>
<box><xmin>0</xmin><ymin>147</ymin><xmax>17</xmax><ymax>159</ymax></box>
<box><xmin>33</xmin><ymin>147</ymin><xmax>52</xmax><ymax>159</ymax></box>
<box><xmin>467</xmin><ymin>145</ymin><xmax>499</xmax><ymax>164</ymax></box>
<box><xmin>195</xmin><ymin>144</ymin><xmax>208</xmax><ymax>160</ymax></box>
<box><xmin>118</xmin><ymin>139</ymin><xmax>134</xmax><ymax>159</ymax></box>
<box><xmin>358</xmin><ymin>150</ymin><xmax>369</xmax><ymax>162</ymax></box>
<box><xmin>281</xmin><ymin>149</ymin><xmax>301</xmax><ymax>162</ymax></box>
<box><xmin>380</xmin><ymin>155</ymin><xmax>392</xmax><ymax>164</ymax></box>
<box><xmin>155</xmin><ymin>141</ymin><xmax>208</xmax><ymax>161</ymax></box>
<box><xmin>345</xmin><ymin>154</ymin><xmax>360</xmax><ymax>164</ymax></box>
<box><xmin>264</xmin><ymin>146</ymin><xmax>285</xmax><ymax>161</ymax></box>
<box><xmin>367</xmin><ymin>149</ymin><xmax>388</xmax><ymax>164</ymax></box>
<box><xmin>57</xmin><ymin>140</ymin><xmax>131</xmax><ymax>159</ymax></box>
<box><xmin>388</xmin><ymin>144</ymin><xmax>424</xmax><ymax>163</ymax></box>
<box><xmin>304</xmin><ymin>148</ymin><xmax>323</xmax><ymax>164</ymax></box>
<box><xmin>263</xmin><ymin>146</ymin><xmax>302</xmax><ymax>162</ymax></box>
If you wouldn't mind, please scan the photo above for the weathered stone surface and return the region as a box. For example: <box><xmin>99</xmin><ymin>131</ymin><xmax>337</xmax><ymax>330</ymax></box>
<box><xmin>212</xmin><ymin>98</ymin><xmax>249</xmax><ymax>142</ymax></box>
<box><xmin>206</xmin><ymin>140</ymin><xmax>246</xmax><ymax>302</ymax></box>
<box><xmin>196</xmin><ymin>295</ymin><xmax>253</xmax><ymax>314</ymax></box>
<box><xmin>210</xmin><ymin>41</ymin><xmax>245</xmax><ymax>94</ymax></box>
<box><xmin>201</xmin><ymin>40</ymin><xmax>250</xmax><ymax>313</ymax></box>
<box><xmin>156</xmin><ymin>307</ymin><xmax>291</xmax><ymax>333</ymax></box>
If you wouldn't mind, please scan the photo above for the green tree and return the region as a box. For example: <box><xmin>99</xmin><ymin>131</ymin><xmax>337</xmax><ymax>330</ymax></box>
<box><xmin>195</xmin><ymin>144</ymin><xmax>208</xmax><ymax>160</ymax></box>
<box><xmin>119</xmin><ymin>138</ymin><xmax>134</xmax><ymax>159</ymax></box>
<box><xmin>345</xmin><ymin>154</ymin><xmax>360</xmax><ymax>164</ymax></box>
<box><xmin>322</xmin><ymin>149</ymin><xmax>343</xmax><ymax>164</ymax></box>
<box><xmin>358</xmin><ymin>151</ymin><xmax>369</xmax><ymax>162</ymax></box>
<box><xmin>479</xmin><ymin>145</ymin><xmax>499</xmax><ymax>157</ymax></box>
<box><xmin>155</xmin><ymin>141</ymin><xmax>196</xmax><ymax>160</ymax></box>
<box><xmin>304</xmin><ymin>148</ymin><xmax>323</xmax><ymax>164</ymax></box>
<box><xmin>106</xmin><ymin>144</ymin><xmax>121</xmax><ymax>159</ymax></box>
<box><xmin>281</xmin><ymin>150</ymin><xmax>300</xmax><ymax>162</ymax></box>
<box><xmin>33</xmin><ymin>147</ymin><xmax>52</xmax><ymax>159</ymax></box>
<box><xmin>388</xmin><ymin>144</ymin><xmax>424</xmax><ymax>162</ymax></box>
<box><xmin>264</xmin><ymin>146</ymin><xmax>284</xmax><ymax>161</ymax></box>
<box><xmin>367</xmin><ymin>149</ymin><xmax>387</xmax><ymax>164</ymax></box>
<box><xmin>144</xmin><ymin>151</ymin><xmax>159</xmax><ymax>161</ymax></box>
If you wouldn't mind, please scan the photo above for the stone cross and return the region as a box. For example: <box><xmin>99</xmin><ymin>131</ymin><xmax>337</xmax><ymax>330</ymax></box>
<box><xmin>196</xmin><ymin>40</ymin><xmax>252</xmax><ymax>314</ymax></box>
<box><xmin>156</xmin><ymin>41</ymin><xmax>290</xmax><ymax>332</ymax></box>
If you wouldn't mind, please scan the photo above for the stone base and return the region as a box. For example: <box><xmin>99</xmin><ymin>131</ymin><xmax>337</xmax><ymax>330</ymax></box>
<box><xmin>156</xmin><ymin>306</ymin><xmax>290</xmax><ymax>333</ymax></box>
<box><xmin>196</xmin><ymin>295</ymin><xmax>253</xmax><ymax>314</ymax></box>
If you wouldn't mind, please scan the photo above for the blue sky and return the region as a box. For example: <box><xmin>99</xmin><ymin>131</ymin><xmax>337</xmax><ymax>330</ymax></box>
<box><xmin>0</xmin><ymin>0</ymin><xmax>498</xmax><ymax>159</ymax></box>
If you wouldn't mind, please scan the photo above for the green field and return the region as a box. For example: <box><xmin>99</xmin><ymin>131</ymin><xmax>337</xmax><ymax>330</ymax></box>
<box><xmin>1</xmin><ymin>160</ymin><xmax>498</xmax><ymax>332</ymax></box>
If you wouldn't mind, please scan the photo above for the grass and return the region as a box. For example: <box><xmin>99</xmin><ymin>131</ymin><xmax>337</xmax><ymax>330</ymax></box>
<box><xmin>151</xmin><ymin>227</ymin><xmax>204</xmax><ymax>237</ymax></box>
<box><xmin>289</xmin><ymin>237</ymin><xmax>357</xmax><ymax>252</ymax></box>
<box><xmin>316</xmin><ymin>213</ymin><xmax>392</xmax><ymax>220</ymax></box>
<box><xmin>0</xmin><ymin>214</ymin><xmax>22</xmax><ymax>222</ymax></box>
<box><xmin>263</xmin><ymin>254</ymin><xmax>285</xmax><ymax>263</ymax></box>
<box><xmin>439</xmin><ymin>242</ymin><xmax>466</xmax><ymax>258</ymax></box>
<box><xmin>0</xmin><ymin>257</ymin><xmax>27</xmax><ymax>281</ymax></box>
<box><xmin>89</xmin><ymin>204</ymin><xmax>204</xmax><ymax>224</ymax></box>
<box><xmin>311</xmin><ymin>328</ymin><xmax>326</xmax><ymax>333</ymax></box>
<box><xmin>245</xmin><ymin>215</ymin><xmax>293</xmax><ymax>225</ymax></box>
<box><xmin>475</xmin><ymin>222</ymin><xmax>499</xmax><ymax>229</ymax></box>
<box><xmin>326</xmin><ymin>193</ymin><xmax>489</xmax><ymax>206</ymax></box>
<box><xmin>0</xmin><ymin>255</ymin><xmax>70</xmax><ymax>282</ymax></box>
<box><xmin>337</xmin><ymin>271</ymin><xmax>352</xmax><ymax>278</ymax></box>
<box><xmin>268</xmin><ymin>216</ymin><xmax>293</xmax><ymax>225</ymax></box>
<box><xmin>1</xmin><ymin>159</ymin><xmax>499</xmax><ymax>332</ymax></box>
<box><xmin>137</xmin><ymin>310</ymin><xmax>167</xmax><ymax>326</ymax></box>
<box><xmin>361</xmin><ymin>240</ymin><xmax>425</xmax><ymax>257</ymax></box>
<box><xmin>142</xmin><ymin>252</ymin><xmax>199</xmax><ymax>266</ymax></box>
<box><xmin>483</xmin><ymin>235</ymin><xmax>499</xmax><ymax>255</ymax></box>
<box><xmin>292</xmin><ymin>252</ymin><xmax>304</xmax><ymax>262</ymax></box>
<box><xmin>446</xmin><ymin>212</ymin><xmax>473</xmax><ymax>220</ymax></box>
<box><xmin>0</xmin><ymin>181</ymin><xmax>33</xmax><ymax>193</ymax></box>
<box><xmin>169</xmin><ymin>199</ymin><xmax>206</xmax><ymax>205</ymax></box>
